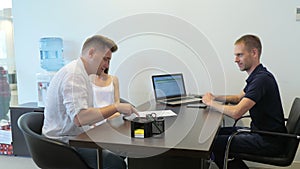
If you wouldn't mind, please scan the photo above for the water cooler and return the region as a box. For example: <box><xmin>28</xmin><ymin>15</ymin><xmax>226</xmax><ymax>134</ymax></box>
<box><xmin>37</xmin><ymin>37</ymin><xmax>64</xmax><ymax>107</ymax></box>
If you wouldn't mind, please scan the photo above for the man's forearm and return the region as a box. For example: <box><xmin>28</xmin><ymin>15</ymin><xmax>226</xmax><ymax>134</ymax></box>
<box><xmin>74</xmin><ymin>105</ymin><xmax>117</xmax><ymax>126</ymax></box>
<box><xmin>215</xmin><ymin>95</ymin><xmax>242</xmax><ymax>104</ymax></box>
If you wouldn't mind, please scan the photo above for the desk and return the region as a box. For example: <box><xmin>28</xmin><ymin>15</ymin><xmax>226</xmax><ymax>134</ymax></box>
<box><xmin>69</xmin><ymin>100</ymin><xmax>222</xmax><ymax>169</ymax></box>
<box><xmin>10</xmin><ymin>102</ymin><xmax>44</xmax><ymax>156</ymax></box>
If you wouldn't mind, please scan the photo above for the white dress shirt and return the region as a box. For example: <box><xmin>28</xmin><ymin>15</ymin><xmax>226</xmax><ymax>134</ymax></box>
<box><xmin>42</xmin><ymin>58</ymin><xmax>93</xmax><ymax>142</ymax></box>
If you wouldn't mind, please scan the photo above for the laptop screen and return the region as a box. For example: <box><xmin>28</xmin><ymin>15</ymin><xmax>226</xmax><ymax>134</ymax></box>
<box><xmin>152</xmin><ymin>73</ymin><xmax>186</xmax><ymax>100</ymax></box>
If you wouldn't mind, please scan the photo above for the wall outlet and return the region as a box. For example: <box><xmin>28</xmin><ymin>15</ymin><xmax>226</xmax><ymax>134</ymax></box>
<box><xmin>296</xmin><ymin>7</ymin><xmax>300</xmax><ymax>21</ymax></box>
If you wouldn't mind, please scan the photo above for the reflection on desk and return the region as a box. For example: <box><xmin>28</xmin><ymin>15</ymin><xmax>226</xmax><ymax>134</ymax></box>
<box><xmin>69</xmin><ymin>101</ymin><xmax>223</xmax><ymax>169</ymax></box>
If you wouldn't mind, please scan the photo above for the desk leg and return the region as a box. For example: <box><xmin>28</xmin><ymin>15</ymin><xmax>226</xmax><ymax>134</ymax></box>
<box><xmin>97</xmin><ymin>148</ymin><xmax>103</xmax><ymax>169</ymax></box>
<box><xmin>201</xmin><ymin>158</ymin><xmax>210</xmax><ymax>169</ymax></box>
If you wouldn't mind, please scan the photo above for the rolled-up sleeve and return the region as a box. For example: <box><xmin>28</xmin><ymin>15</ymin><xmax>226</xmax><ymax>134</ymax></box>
<box><xmin>62</xmin><ymin>73</ymin><xmax>89</xmax><ymax>122</ymax></box>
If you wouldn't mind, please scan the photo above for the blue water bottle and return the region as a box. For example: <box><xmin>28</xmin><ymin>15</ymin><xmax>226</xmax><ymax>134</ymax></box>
<box><xmin>39</xmin><ymin>37</ymin><xmax>64</xmax><ymax>71</ymax></box>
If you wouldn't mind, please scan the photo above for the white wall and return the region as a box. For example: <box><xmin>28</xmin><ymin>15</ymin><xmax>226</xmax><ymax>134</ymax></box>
<box><xmin>12</xmin><ymin>0</ymin><xmax>300</xmax><ymax>161</ymax></box>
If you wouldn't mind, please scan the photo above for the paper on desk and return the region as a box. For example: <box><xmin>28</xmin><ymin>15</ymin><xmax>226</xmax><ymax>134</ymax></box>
<box><xmin>138</xmin><ymin>110</ymin><xmax>177</xmax><ymax>117</ymax></box>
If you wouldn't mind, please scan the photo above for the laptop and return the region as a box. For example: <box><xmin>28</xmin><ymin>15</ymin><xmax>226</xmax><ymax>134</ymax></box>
<box><xmin>152</xmin><ymin>73</ymin><xmax>202</xmax><ymax>106</ymax></box>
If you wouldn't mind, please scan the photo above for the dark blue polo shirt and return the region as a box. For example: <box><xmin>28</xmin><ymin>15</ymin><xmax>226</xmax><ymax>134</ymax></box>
<box><xmin>243</xmin><ymin>64</ymin><xmax>286</xmax><ymax>133</ymax></box>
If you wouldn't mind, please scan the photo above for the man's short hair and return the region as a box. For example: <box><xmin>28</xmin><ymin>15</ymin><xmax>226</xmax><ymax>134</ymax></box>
<box><xmin>81</xmin><ymin>35</ymin><xmax>118</xmax><ymax>53</ymax></box>
<box><xmin>235</xmin><ymin>34</ymin><xmax>262</xmax><ymax>57</ymax></box>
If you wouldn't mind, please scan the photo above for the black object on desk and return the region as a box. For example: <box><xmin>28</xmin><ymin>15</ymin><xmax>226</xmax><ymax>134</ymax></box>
<box><xmin>131</xmin><ymin>117</ymin><xmax>153</xmax><ymax>138</ymax></box>
<box><xmin>10</xmin><ymin>102</ymin><xmax>44</xmax><ymax>156</ymax></box>
<box><xmin>187</xmin><ymin>103</ymin><xmax>207</xmax><ymax>108</ymax></box>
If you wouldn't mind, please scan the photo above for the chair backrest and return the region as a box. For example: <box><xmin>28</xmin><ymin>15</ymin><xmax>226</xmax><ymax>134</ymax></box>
<box><xmin>120</xmin><ymin>98</ymin><xmax>132</xmax><ymax>104</ymax></box>
<box><xmin>286</xmin><ymin>97</ymin><xmax>300</xmax><ymax>134</ymax></box>
<box><xmin>281</xmin><ymin>97</ymin><xmax>300</xmax><ymax>165</ymax></box>
<box><xmin>17</xmin><ymin>112</ymin><xmax>91</xmax><ymax>169</ymax></box>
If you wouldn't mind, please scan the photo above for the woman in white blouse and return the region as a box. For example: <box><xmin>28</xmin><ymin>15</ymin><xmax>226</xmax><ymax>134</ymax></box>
<box><xmin>91</xmin><ymin>68</ymin><xmax>121</xmax><ymax>125</ymax></box>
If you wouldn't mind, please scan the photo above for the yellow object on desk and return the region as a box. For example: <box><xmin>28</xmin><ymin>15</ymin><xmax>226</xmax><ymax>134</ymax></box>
<box><xmin>134</xmin><ymin>129</ymin><xmax>145</xmax><ymax>138</ymax></box>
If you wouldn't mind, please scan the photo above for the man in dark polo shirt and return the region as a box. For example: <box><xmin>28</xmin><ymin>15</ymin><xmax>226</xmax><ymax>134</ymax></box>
<box><xmin>202</xmin><ymin>34</ymin><xmax>287</xmax><ymax>169</ymax></box>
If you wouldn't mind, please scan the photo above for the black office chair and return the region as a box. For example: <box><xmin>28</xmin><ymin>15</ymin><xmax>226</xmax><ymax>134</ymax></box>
<box><xmin>120</xmin><ymin>97</ymin><xmax>134</xmax><ymax>105</ymax></box>
<box><xmin>223</xmin><ymin>97</ymin><xmax>300</xmax><ymax>169</ymax></box>
<box><xmin>17</xmin><ymin>112</ymin><xmax>92</xmax><ymax>169</ymax></box>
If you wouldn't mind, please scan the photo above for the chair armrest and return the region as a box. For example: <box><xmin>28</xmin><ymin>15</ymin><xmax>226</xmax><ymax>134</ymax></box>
<box><xmin>237</xmin><ymin>128</ymin><xmax>300</xmax><ymax>139</ymax></box>
<box><xmin>233</xmin><ymin>115</ymin><xmax>251</xmax><ymax>127</ymax></box>
<box><xmin>233</xmin><ymin>116</ymin><xmax>288</xmax><ymax>128</ymax></box>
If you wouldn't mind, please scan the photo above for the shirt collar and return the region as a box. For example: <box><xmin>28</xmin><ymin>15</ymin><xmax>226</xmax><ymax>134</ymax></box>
<box><xmin>246</xmin><ymin>64</ymin><xmax>264</xmax><ymax>83</ymax></box>
<box><xmin>78</xmin><ymin>57</ymin><xmax>89</xmax><ymax>77</ymax></box>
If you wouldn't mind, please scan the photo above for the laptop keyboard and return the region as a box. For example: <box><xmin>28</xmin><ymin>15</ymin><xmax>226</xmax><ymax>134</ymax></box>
<box><xmin>167</xmin><ymin>96</ymin><xmax>193</xmax><ymax>102</ymax></box>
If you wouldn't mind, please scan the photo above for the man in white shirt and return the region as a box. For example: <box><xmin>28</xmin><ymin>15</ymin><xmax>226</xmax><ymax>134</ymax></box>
<box><xmin>42</xmin><ymin>35</ymin><xmax>138</xmax><ymax>169</ymax></box>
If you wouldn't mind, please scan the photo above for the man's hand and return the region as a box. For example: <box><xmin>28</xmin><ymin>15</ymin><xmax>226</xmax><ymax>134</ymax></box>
<box><xmin>202</xmin><ymin>92</ymin><xmax>215</xmax><ymax>106</ymax></box>
<box><xmin>114</xmin><ymin>103</ymin><xmax>139</xmax><ymax>116</ymax></box>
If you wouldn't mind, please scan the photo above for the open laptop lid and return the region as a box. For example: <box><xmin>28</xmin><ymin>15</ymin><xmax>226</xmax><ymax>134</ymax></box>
<box><xmin>152</xmin><ymin>73</ymin><xmax>187</xmax><ymax>101</ymax></box>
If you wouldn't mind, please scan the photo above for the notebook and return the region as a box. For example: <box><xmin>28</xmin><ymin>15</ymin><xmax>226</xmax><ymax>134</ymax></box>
<box><xmin>151</xmin><ymin>73</ymin><xmax>202</xmax><ymax>106</ymax></box>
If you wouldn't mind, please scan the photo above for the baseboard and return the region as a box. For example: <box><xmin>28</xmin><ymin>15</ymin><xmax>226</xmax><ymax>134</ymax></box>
<box><xmin>246</xmin><ymin>161</ymin><xmax>300</xmax><ymax>169</ymax></box>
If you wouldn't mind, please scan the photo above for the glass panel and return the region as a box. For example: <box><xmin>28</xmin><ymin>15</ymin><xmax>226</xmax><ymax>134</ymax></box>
<box><xmin>0</xmin><ymin>6</ymin><xmax>17</xmax><ymax>124</ymax></box>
